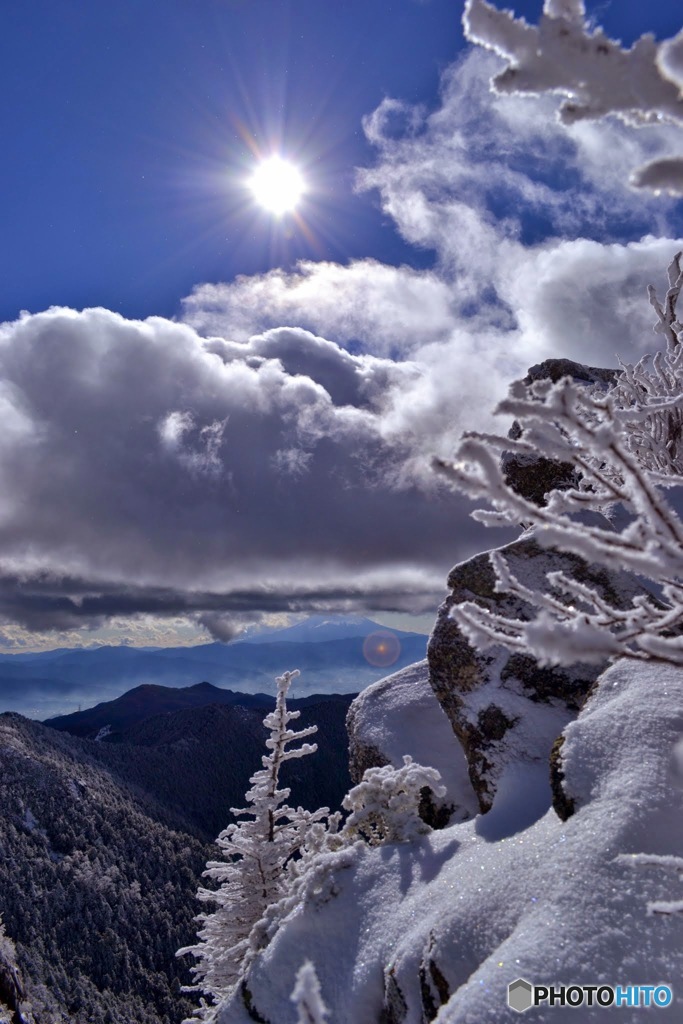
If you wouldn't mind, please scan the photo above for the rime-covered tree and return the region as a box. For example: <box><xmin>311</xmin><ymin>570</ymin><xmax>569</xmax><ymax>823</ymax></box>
<box><xmin>612</xmin><ymin>253</ymin><xmax>683</xmax><ymax>474</ymax></box>
<box><xmin>178</xmin><ymin>670</ymin><xmax>329</xmax><ymax>1018</ymax></box>
<box><xmin>0</xmin><ymin>916</ymin><xmax>26</xmax><ymax>1024</ymax></box>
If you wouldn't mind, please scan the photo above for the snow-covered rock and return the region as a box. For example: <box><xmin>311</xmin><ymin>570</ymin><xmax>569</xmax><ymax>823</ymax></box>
<box><xmin>427</xmin><ymin>535</ymin><xmax>653</xmax><ymax>811</ymax></box>
<box><xmin>215</xmin><ymin>660</ymin><xmax>683</xmax><ymax>1023</ymax></box>
<box><xmin>346</xmin><ymin>661</ymin><xmax>479</xmax><ymax>825</ymax></box>
<box><xmin>523</xmin><ymin>359</ymin><xmax>617</xmax><ymax>390</ymax></box>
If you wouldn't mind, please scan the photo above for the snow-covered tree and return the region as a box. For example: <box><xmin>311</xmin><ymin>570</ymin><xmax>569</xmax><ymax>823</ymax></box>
<box><xmin>341</xmin><ymin>755</ymin><xmax>446</xmax><ymax>845</ymax></box>
<box><xmin>178</xmin><ymin>673</ymin><xmax>445</xmax><ymax>1020</ymax></box>
<box><xmin>178</xmin><ymin>670</ymin><xmax>330</xmax><ymax>1018</ymax></box>
<box><xmin>463</xmin><ymin>0</ymin><xmax>683</xmax><ymax>193</ymax></box>
<box><xmin>290</xmin><ymin>961</ymin><xmax>329</xmax><ymax>1024</ymax></box>
<box><xmin>435</xmin><ymin>254</ymin><xmax>683</xmax><ymax>668</ymax></box>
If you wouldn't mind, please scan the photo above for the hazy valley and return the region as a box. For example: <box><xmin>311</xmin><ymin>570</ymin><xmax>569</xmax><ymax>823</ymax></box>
<box><xmin>0</xmin><ymin>617</ymin><xmax>427</xmax><ymax>720</ymax></box>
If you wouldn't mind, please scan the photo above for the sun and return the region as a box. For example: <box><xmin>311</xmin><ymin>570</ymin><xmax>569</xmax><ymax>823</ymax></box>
<box><xmin>248</xmin><ymin>156</ymin><xmax>306</xmax><ymax>216</ymax></box>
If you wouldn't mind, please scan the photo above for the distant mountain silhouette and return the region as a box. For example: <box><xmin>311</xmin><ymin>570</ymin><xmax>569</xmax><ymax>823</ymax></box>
<box><xmin>0</xmin><ymin>616</ymin><xmax>427</xmax><ymax>718</ymax></box>
<box><xmin>238</xmin><ymin>614</ymin><xmax>401</xmax><ymax>644</ymax></box>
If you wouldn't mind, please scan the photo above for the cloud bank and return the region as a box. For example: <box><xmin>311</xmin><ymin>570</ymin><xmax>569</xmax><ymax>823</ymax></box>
<box><xmin>0</xmin><ymin>307</ymin><xmax>499</xmax><ymax>641</ymax></box>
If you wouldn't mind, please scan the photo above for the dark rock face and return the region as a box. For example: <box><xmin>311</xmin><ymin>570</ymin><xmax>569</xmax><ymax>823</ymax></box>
<box><xmin>418</xmin><ymin>937</ymin><xmax>450</xmax><ymax>1022</ymax></box>
<box><xmin>381</xmin><ymin>967</ymin><xmax>408</xmax><ymax>1024</ymax></box>
<box><xmin>346</xmin><ymin>725</ymin><xmax>390</xmax><ymax>786</ymax></box>
<box><xmin>427</xmin><ymin>535</ymin><xmax>649</xmax><ymax>812</ymax></box>
<box><xmin>523</xmin><ymin>358</ymin><xmax>617</xmax><ymax>388</ymax></box>
<box><xmin>503</xmin><ymin>359</ymin><xmax>617</xmax><ymax>507</ymax></box>
<box><xmin>502</xmin><ymin>448</ymin><xmax>578</xmax><ymax>507</ymax></box>
<box><xmin>549</xmin><ymin>734</ymin><xmax>575</xmax><ymax>822</ymax></box>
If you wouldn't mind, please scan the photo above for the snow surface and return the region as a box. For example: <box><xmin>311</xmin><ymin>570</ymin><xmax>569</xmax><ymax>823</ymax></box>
<box><xmin>216</xmin><ymin>660</ymin><xmax>683</xmax><ymax>1023</ymax></box>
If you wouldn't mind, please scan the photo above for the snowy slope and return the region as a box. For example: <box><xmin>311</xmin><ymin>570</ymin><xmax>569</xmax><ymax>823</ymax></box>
<box><xmin>216</xmin><ymin>660</ymin><xmax>683</xmax><ymax>1023</ymax></box>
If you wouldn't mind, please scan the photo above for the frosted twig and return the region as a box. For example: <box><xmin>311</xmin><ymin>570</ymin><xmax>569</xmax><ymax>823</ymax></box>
<box><xmin>436</xmin><ymin>256</ymin><xmax>683</xmax><ymax>668</ymax></box>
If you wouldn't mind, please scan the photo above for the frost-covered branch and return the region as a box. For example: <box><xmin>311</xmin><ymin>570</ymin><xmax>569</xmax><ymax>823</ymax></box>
<box><xmin>613</xmin><ymin>252</ymin><xmax>683</xmax><ymax>474</ymax></box>
<box><xmin>291</xmin><ymin>961</ymin><xmax>329</xmax><ymax>1024</ymax></box>
<box><xmin>620</xmin><ymin>853</ymin><xmax>683</xmax><ymax>915</ymax></box>
<box><xmin>463</xmin><ymin>0</ymin><xmax>683</xmax><ymax>193</ymax></box>
<box><xmin>436</xmin><ymin>256</ymin><xmax>683</xmax><ymax>668</ymax></box>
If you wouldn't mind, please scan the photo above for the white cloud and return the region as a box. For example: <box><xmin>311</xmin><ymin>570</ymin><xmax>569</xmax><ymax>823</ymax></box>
<box><xmin>359</xmin><ymin>50</ymin><xmax>682</xmax><ymax>263</ymax></box>
<box><xmin>184</xmin><ymin>54</ymin><xmax>683</xmax><ymax>367</ymax></box>
<box><xmin>501</xmin><ymin>235</ymin><xmax>683</xmax><ymax>367</ymax></box>
<box><xmin>182</xmin><ymin>259</ymin><xmax>458</xmax><ymax>356</ymax></box>
<box><xmin>180</xmin><ymin>50</ymin><xmax>683</xmax><ymax>454</ymax></box>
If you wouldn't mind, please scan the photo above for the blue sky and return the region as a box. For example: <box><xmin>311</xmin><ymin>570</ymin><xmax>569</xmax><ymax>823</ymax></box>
<box><xmin>1</xmin><ymin>0</ymin><xmax>464</xmax><ymax>323</ymax></box>
<box><xmin>0</xmin><ymin>0</ymin><xmax>682</xmax><ymax>651</ymax></box>
<box><xmin>4</xmin><ymin>0</ymin><xmax>680</xmax><ymax>326</ymax></box>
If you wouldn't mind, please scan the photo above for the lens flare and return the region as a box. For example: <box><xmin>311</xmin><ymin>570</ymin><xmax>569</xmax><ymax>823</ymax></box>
<box><xmin>362</xmin><ymin>631</ymin><xmax>401</xmax><ymax>668</ymax></box>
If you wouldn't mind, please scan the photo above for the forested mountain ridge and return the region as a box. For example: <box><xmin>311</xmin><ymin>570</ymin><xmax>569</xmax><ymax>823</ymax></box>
<box><xmin>0</xmin><ymin>712</ymin><xmax>209</xmax><ymax>1024</ymax></box>
<box><xmin>45</xmin><ymin>684</ymin><xmax>355</xmax><ymax>841</ymax></box>
<box><xmin>45</xmin><ymin>679</ymin><xmax>349</xmax><ymax>741</ymax></box>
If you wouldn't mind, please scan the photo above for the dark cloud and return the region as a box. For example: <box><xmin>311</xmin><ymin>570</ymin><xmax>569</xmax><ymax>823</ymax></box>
<box><xmin>0</xmin><ymin>568</ymin><xmax>468</xmax><ymax>634</ymax></box>
<box><xmin>0</xmin><ymin>308</ymin><xmax>495</xmax><ymax>634</ymax></box>
<box><xmin>196</xmin><ymin>612</ymin><xmax>252</xmax><ymax>644</ymax></box>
